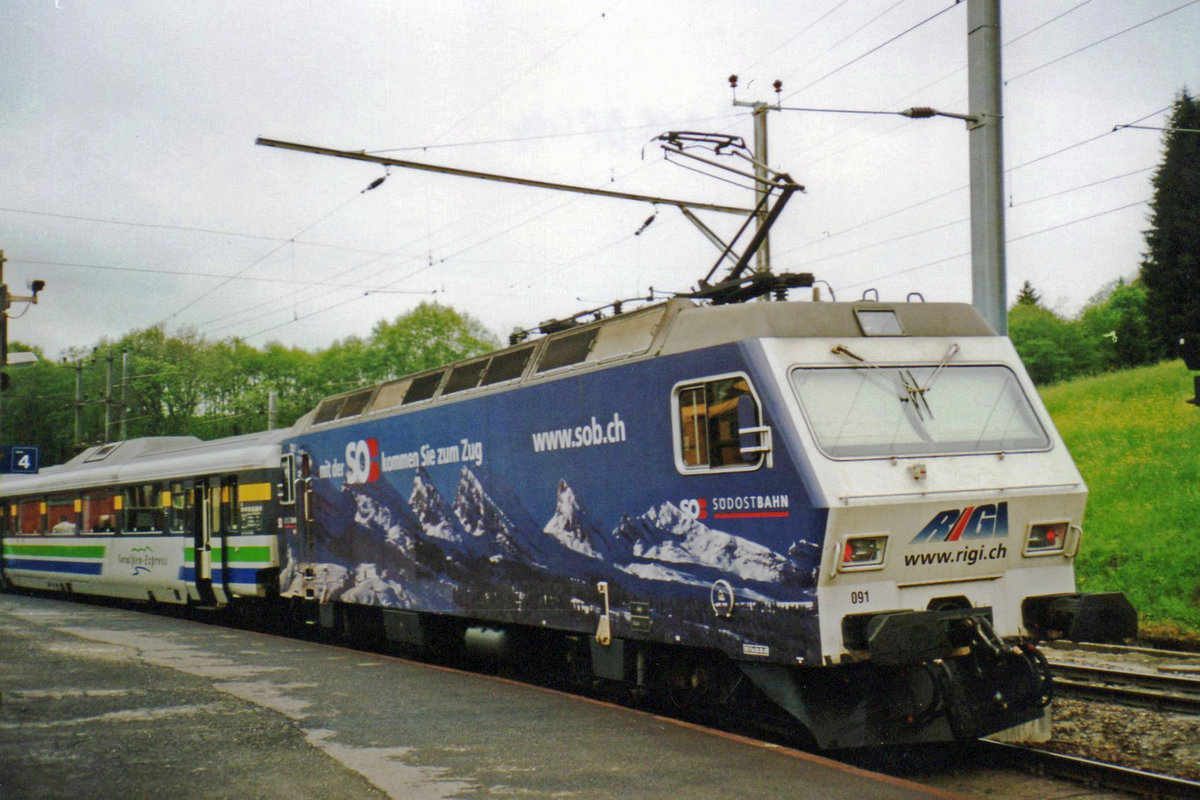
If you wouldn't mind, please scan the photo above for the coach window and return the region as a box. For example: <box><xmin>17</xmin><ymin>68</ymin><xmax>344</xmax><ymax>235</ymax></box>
<box><xmin>675</xmin><ymin>375</ymin><xmax>763</xmax><ymax>472</ymax></box>
<box><xmin>48</xmin><ymin>495</ymin><xmax>78</xmax><ymax>535</ymax></box>
<box><xmin>18</xmin><ymin>500</ymin><xmax>43</xmax><ymax>535</ymax></box>
<box><xmin>168</xmin><ymin>482</ymin><xmax>192</xmax><ymax>534</ymax></box>
<box><xmin>123</xmin><ymin>484</ymin><xmax>162</xmax><ymax>533</ymax></box>
<box><xmin>222</xmin><ymin>478</ymin><xmax>241</xmax><ymax>534</ymax></box>
<box><xmin>82</xmin><ymin>490</ymin><xmax>117</xmax><ymax>533</ymax></box>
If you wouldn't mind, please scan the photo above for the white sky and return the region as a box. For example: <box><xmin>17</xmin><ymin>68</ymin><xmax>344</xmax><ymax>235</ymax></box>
<box><xmin>3</xmin><ymin>0</ymin><xmax>1198</xmax><ymax>359</ymax></box>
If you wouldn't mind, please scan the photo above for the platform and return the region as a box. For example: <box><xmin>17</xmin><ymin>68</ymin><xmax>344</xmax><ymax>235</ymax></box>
<box><xmin>0</xmin><ymin>594</ymin><xmax>963</xmax><ymax>799</ymax></box>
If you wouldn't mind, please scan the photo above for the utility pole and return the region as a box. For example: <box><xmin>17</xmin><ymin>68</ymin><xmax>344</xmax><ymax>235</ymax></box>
<box><xmin>967</xmin><ymin>0</ymin><xmax>1007</xmax><ymax>334</ymax></box>
<box><xmin>104</xmin><ymin>349</ymin><xmax>114</xmax><ymax>443</ymax></box>
<box><xmin>74</xmin><ymin>360</ymin><xmax>84</xmax><ymax>447</ymax></box>
<box><xmin>120</xmin><ymin>348</ymin><xmax>129</xmax><ymax>441</ymax></box>
<box><xmin>0</xmin><ymin>249</ymin><xmax>6</xmax><ymax>449</ymax></box>
<box><xmin>731</xmin><ymin>77</ymin><xmax>783</xmax><ymax>276</ymax></box>
<box><xmin>0</xmin><ymin>248</ymin><xmax>46</xmax><ymax>454</ymax></box>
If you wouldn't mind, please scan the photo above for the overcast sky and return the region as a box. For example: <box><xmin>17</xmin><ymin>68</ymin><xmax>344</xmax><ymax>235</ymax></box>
<box><xmin>3</xmin><ymin>0</ymin><xmax>1198</xmax><ymax>360</ymax></box>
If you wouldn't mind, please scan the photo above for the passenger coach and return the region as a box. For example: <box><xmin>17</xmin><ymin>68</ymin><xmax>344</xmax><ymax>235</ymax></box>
<box><xmin>0</xmin><ymin>431</ymin><xmax>289</xmax><ymax>606</ymax></box>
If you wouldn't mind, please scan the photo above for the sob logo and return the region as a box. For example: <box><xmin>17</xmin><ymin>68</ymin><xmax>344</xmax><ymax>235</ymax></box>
<box><xmin>679</xmin><ymin>498</ymin><xmax>708</xmax><ymax>520</ymax></box>
<box><xmin>345</xmin><ymin>438</ymin><xmax>380</xmax><ymax>485</ymax></box>
<box><xmin>911</xmin><ymin>502</ymin><xmax>1008</xmax><ymax>543</ymax></box>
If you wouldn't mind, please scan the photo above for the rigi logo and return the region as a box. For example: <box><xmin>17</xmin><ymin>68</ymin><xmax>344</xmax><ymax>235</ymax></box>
<box><xmin>911</xmin><ymin>502</ymin><xmax>1009</xmax><ymax>543</ymax></box>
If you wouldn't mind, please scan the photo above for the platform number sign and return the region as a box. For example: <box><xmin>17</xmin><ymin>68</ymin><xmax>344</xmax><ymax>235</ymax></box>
<box><xmin>0</xmin><ymin>445</ymin><xmax>39</xmax><ymax>474</ymax></box>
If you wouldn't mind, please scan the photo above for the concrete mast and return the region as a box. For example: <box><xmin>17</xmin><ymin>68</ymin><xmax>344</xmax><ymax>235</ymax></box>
<box><xmin>967</xmin><ymin>0</ymin><xmax>1007</xmax><ymax>334</ymax></box>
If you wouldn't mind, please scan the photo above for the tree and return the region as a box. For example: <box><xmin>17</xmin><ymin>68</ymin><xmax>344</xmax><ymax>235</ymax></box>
<box><xmin>0</xmin><ymin>303</ymin><xmax>503</xmax><ymax>463</ymax></box>
<box><xmin>1078</xmin><ymin>278</ymin><xmax>1157</xmax><ymax>370</ymax></box>
<box><xmin>117</xmin><ymin>326</ymin><xmax>210</xmax><ymax>437</ymax></box>
<box><xmin>1140</xmin><ymin>89</ymin><xmax>1200</xmax><ymax>357</ymax></box>
<box><xmin>1015</xmin><ymin>280</ymin><xmax>1041</xmax><ymax>307</ymax></box>
<box><xmin>363</xmin><ymin>302</ymin><xmax>499</xmax><ymax>381</ymax></box>
<box><xmin>1</xmin><ymin>344</ymin><xmax>77</xmax><ymax>465</ymax></box>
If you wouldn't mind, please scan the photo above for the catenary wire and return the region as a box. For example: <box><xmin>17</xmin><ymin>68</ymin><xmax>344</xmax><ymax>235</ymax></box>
<box><xmin>1005</xmin><ymin>0</ymin><xmax>1200</xmax><ymax>84</ymax></box>
<box><xmin>831</xmin><ymin>198</ymin><xmax>1148</xmax><ymax>292</ymax></box>
<box><xmin>784</xmin><ymin>1</ymin><xmax>961</xmax><ymax>100</ymax></box>
<box><xmin>0</xmin><ymin>206</ymin><xmax>390</xmax><ymax>257</ymax></box>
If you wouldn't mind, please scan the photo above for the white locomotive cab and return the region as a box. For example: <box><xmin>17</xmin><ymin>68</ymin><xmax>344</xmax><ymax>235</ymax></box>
<box><xmin>757</xmin><ymin>334</ymin><xmax>1090</xmax><ymax>664</ymax></box>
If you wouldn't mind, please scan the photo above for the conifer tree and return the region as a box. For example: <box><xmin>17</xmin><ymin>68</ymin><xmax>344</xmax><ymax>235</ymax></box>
<box><xmin>1140</xmin><ymin>90</ymin><xmax>1200</xmax><ymax>357</ymax></box>
<box><xmin>1015</xmin><ymin>280</ymin><xmax>1041</xmax><ymax>307</ymax></box>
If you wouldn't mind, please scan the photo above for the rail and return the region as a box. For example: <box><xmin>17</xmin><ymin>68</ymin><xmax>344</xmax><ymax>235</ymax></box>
<box><xmin>975</xmin><ymin>739</ymin><xmax>1200</xmax><ymax>800</ymax></box>
<box><xmin>1048</xmin><ymin>661</ymin><xmax>1200</xmax><ymax>715</ymax></box>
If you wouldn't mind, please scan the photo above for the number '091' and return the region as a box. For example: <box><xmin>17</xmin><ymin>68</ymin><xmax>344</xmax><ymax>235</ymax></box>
<box><xmin>850</xmin><ymin>590</ymin><xmax>870</xmax><ymax>605</ymax></box>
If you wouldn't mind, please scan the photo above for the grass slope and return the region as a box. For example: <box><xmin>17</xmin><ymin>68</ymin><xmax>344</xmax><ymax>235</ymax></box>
<box><xmin>1041</xmin><ymin>360</ymin><xmax>1199</xmax><ymax>637</ymax></box>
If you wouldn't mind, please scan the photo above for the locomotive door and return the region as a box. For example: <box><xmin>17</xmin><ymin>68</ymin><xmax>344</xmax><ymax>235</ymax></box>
<box><xmin>192</xmin><ymin>478</ymin><xmax>219</xmax><ymax>606</ymax></box>
<box><xmin>295</xmin><ymin>453</ymin><xmax>317</xmax><ymax>599</ymax></box>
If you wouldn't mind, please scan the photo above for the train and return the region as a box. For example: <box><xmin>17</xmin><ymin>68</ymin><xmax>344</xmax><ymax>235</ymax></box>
<box><xmin>0</xmin><ymin>294</ymin><xmax>1137</xmax><ymax>749</ymax></box>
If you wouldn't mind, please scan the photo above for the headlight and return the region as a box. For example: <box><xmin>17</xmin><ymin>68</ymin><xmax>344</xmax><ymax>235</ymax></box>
<box><xmin>1024</xmin><ymin>521</ymin><xmax>1068</xmax><ymax>555</ymax></box>
<box><xmin>840</xmin><ymin>534</ymin><xmax>888</xmax><ymax>570</ymax></box>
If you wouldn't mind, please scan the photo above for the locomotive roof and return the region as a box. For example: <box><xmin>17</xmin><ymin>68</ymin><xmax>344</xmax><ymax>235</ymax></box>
<box><xmin>298</xmin><ymin>298</ymin><xmax>996</xmax><ymax>432</ymax></box>
<box><xmin>656</xmin><ymin>299</ymin><xmax>994</xmax><ymax>355</ymax></box>
<box><xmin>0</xmin><ymin>428</ymin><xmax>293</xmax><ymax>497</ymax></box>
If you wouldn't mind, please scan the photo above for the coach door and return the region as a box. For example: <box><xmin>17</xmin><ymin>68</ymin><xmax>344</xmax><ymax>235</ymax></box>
<box><xmin>192</xmin><ymin>478</ymin><xmax>219</xmax><ymax>606</ymax></box>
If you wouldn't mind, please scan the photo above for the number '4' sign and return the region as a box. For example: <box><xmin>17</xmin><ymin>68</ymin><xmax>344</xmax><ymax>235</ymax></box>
<box><xmin>0</xmin><ymin>445</ymin><xmax>39</xmax><ymax>474</ymax></box>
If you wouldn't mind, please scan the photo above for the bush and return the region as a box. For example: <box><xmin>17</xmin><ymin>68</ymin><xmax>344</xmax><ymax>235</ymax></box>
<box><xmin>1008</xmin><ymin>303</ymin><xmax>1101</xmax><ymax>384</ymax></box>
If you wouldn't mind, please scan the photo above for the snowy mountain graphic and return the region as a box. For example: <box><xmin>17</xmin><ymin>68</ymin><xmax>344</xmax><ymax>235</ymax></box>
<box><xmin>409</xmin><ymin>467</ymin><xmax>467</xmax><ymax>547</ymax></box>
<box><xmin>300</xmin><ymin>454</ymin><xmax>815</xmax><ymax>619</ymax></box>
<box><xmin>452</xmin><ymin>466</ymin><xmax>535</xmax><ymax>562</ymax></box>
<box><xmin>616</xmin><ymin>500</ymin><xmax>802</xmax><ymax>586</ymax></box>
<box><xmin>542</xmin><ymin>479</ymin><xmax>612</xmax><ymax>559</ymax></box>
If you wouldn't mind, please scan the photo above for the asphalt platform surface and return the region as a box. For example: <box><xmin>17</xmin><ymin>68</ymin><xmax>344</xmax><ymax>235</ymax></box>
<box><xmin>0</xmin><ymin>593</ymin><xmax>966</xmax><ymax>799</ymax></box>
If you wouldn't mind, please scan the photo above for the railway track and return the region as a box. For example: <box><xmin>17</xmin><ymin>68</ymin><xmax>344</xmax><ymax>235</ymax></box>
<box><xmin>975</xmin><ymin>739</ymin><xmax>1200</xmax><ymax>800</ymax></box>
<box><xmin>1048</xmin><ymin>661</ymin><xmax>1200</xmax><ymax>715</ymax></box>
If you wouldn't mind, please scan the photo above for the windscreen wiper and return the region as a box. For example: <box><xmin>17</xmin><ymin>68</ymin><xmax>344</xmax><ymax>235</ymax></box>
<box><xmin>921</xmin><ymin>344</ymin><xmax>961</xmax><ymax>394</ymax></box>
<box><xmin>908</xmin><ymin>344</ymin><xmax>961</xmax><ymax>421</ymax></box>
<box><xmin>832</xmin><ymin>345</ymin><xmax>929</xmax><ymax>420</ymax></box>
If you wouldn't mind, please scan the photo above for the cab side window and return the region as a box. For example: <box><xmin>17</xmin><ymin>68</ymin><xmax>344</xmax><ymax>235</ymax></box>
<box><xmin>675</xmin><ymin>375</ymin><xmax>763</xmax><ymax>472</ymax></box>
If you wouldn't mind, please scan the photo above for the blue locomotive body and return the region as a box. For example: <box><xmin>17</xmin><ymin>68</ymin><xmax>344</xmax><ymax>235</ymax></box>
<box><xmin>284</xmin><ymin>336</ymin><xmax>827</xmax><ymax>666</ymax></box>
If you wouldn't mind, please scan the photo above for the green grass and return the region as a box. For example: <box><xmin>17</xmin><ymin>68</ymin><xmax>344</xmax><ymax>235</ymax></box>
<box><xmin>1040</xmin><ymin>360</ymin><xmax>1200</xmax><ymax>636</ymax></box>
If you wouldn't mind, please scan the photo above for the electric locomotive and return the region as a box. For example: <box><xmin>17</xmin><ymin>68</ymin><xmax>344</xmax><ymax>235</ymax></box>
<box><xmin>276</xmin><ymin>295</ymin><xmax>1136</xmax><ymax>748</ymax></box>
